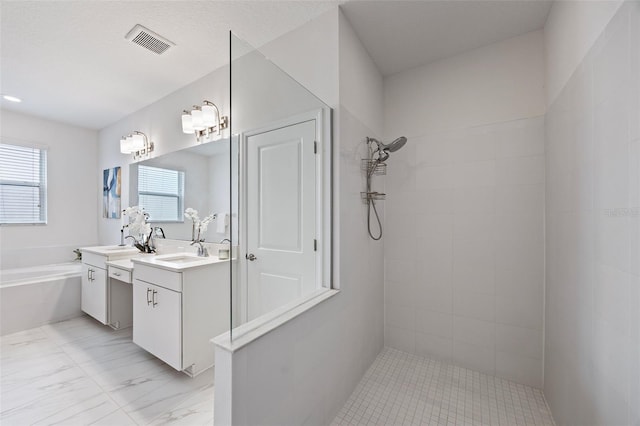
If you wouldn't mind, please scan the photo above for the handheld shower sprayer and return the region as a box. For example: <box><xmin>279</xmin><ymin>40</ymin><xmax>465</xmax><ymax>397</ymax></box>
<box><xmin>367</xmin><ymin>136</ymin><xmax>407</xmax><ymax>163</ymax></box>
<box><xmin>364</xmin><ymin>136</ymin><xmax>408</xmax><ymax>240</ymax></box>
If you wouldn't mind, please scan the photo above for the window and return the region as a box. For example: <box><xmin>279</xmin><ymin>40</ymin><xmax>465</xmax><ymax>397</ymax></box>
<box><xmin>0</xmin><ymin>142</ymin><xmax>47</xmax><ymax>224</ymax></box>
<box><xmin>138</xmin><ymin>165</ymin><xmax>184</xmax><ymax>222</ymax></box>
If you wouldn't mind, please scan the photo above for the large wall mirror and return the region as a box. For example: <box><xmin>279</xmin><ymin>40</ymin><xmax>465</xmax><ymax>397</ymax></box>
<box><xmin>129</xmin><ymin>138</ymin><xmax>238</xmax><ymax>244</ymax></box>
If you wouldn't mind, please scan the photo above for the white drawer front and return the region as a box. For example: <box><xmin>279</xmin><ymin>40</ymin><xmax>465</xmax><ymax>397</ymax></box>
<box><xmin>108</xmin><ymin>266</ymin><xmax>132</xmax><ymax>284</ymax></box>
<box><xmin>133</xmin><ymin>263</ymin><xmax>182</xmax><ymax>292</ymax></box>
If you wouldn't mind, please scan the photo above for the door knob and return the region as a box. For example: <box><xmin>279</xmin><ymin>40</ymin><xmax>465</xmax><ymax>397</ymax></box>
<box><xmin>246</xmin><ymin>253</ymin><xmax>257</xmax><ymax>261</ymax></box>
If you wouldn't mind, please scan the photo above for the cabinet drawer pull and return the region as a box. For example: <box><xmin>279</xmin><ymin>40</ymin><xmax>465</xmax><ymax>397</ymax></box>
<box><xmin>146</xmin><ymin>288</ymin><xmax>152</xmax><ymax>305</ymax></box>
<box><xmin>113</xmin><ymin>271</ymin><xmax>121</xmax><ymax>277</ymax></box>
<box><xmin>152</xmin><ymin>290</ymin><xmax>158</xmax><ymax>307</ymax></box>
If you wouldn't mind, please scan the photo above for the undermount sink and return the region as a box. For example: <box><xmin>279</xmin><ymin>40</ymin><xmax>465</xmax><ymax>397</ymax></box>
<box><xmin>104</xmin><ymin>246</ymin><xmax>135</xmax><ymax>251</ymax></box>
<box><xmin>158</xmin><ymin>255</ymin><xmax>204</xmax><ymax>264</ymax></box>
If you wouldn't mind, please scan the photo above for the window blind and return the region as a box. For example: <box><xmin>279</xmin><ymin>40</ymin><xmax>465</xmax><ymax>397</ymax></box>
<box><xmin>138</xmin><ymin>165</ymin><xmax>184</xmax><ymax>222</ymax></box>
<box><xmin>0</xmin><ymin>143</ymin><xmax>47</xmax><ymax>224</ymax></box>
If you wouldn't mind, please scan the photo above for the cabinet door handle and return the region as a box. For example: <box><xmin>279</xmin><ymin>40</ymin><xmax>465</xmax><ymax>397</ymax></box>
<box><xmin>146</xmin><ymin>288</ymin><xmax>152</xmax><ymax>305</ymax></box>
<box><xmin>89</xmin><ymin>269</ymin><xmax>94</xmax><ymax>281</ymax></box>
<box><xmin>87</xmin><ymin>269</ymin><xmax>91</xmax><ymax>281</ymax></box>
<box><xmin>152</xmin><ymin>290</ymin><xmax>158</xmax><ymax>307</ymax></box>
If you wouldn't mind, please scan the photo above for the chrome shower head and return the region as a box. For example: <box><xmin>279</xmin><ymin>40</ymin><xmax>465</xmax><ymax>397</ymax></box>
<box><xmin>385</xmin><ymin>136</ymin><xmax>407</xmax><ymax>152</ymax></box>
<box><xmin>368</xmin><ymin>136</ymin><xmax>408</xmax><ymax>161</ymax></box>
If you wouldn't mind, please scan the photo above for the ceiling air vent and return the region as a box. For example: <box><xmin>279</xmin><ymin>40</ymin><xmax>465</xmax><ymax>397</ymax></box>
<box><xmin>125</xmin><ymin>24</ymin><xmax>175</xmax><ymax>55</ymax></box>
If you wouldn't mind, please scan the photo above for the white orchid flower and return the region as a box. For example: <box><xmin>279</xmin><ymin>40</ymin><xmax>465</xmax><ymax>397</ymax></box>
<box><xmin>124</xmin><ymin>206</ymin><xmax>138</xmax><ymax>217</ymax></box>
<box><xmin>185</xmin><ymin>208</ymin><xmax>199</xmax><ymax>222</ymax></box>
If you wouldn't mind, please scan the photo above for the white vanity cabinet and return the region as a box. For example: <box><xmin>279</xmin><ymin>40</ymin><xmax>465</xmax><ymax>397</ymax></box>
<box><xmin>132</xmin><ymin>281</ymin><xmax>182</xmax><ymax>369</ymax></box>
<box><xmin>132</xmin><ymin>256</ymin><xmax>230</xmax><ymax>377</ymax></box>
<box><xmin>81</xmin><ymin>258</ymin><xmax>108</xmax><ymax>323</ymax></box>
<box><xmin>80</xmin><ymin>247</ymin><xmax>139</xmax><ymax>326</ymax></box>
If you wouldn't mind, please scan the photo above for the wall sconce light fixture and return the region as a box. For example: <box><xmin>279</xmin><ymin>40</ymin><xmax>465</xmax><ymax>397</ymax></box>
<box><xmin>120</xmin><ymin>131</ymin><xmax>154</xmax><ymax>159</ymax></box>
<box><xmin>181</xmin><ymin>100</ymin><xmax>228</xmax><ymax>142</ymax></box>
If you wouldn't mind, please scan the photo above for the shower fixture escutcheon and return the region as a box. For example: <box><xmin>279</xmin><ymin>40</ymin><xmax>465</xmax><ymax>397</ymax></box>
<box><xmin>362</xmin><ymin>136</ymin><xmax>407</xmax><ymax>240</ymax></box>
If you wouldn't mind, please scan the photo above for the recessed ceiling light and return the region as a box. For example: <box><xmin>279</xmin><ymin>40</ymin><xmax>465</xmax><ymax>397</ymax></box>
<box><xmin>2</xmin><ymin>95</ymin><xmax>22</xmax><ymax>103</ymax></box>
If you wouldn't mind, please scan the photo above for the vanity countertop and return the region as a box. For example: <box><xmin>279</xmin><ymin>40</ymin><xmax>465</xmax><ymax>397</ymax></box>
<box><xmin>131</xmin><ymin>252</ymin><xmax>230</xmax><ymax>272</ymax></box>
<box><xmin>106</xmin><ymin>253</ymin><xmax>160</xmax><ymax>271</ymax></box>
<box><xmin>81</xmin><ymin>245</ymin><xmax>140</xmax><ymax>257</ymax></box>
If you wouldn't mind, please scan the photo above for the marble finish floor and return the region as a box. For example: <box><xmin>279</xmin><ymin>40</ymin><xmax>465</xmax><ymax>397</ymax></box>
<box><xmin>0</xmin><ymin>315</ymin><xmax>214</xmax><ymax>425</ymax></box>
<box><xmin>332</xmin><ymin>348</ymin><xmax>555</xmax><ymax>426</ymax></box>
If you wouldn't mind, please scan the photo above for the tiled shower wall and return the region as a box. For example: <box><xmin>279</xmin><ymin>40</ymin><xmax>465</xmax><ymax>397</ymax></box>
<box><xmin>383</xmin><ymin>117</ymin><xmax>545</xmax><ymax>388</ymax></box>
<box><xmin>383</xmin><ymin>31</ymin><xmax>546</xmax><ymax>388</ymax></box>
<box><xmin>544</xmin><ymin>2</ymin><xmax>640</xmax><ymax>425</ymax></box>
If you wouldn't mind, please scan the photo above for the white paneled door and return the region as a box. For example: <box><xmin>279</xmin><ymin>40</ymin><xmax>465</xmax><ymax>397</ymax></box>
<box><xmin>246</xmin><ymin>119</ymin><xmax>317</xmax><ymax>320</ymax></box>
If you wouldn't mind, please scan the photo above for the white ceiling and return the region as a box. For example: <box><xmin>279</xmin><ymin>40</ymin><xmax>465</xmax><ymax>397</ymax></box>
<box><xmin>0</xmin><ymin>1</ymin><xmax>338</xmax><ymax>129</ymax></box>
<box><xmin>342</xmin><ymin>0</ymin><xmax>552</xmax><ymax>76</ymax></box>
<box><xmin>0</xmin><ymin>1</ymin><xmax>552</xmax><ymax>131</ymax></box>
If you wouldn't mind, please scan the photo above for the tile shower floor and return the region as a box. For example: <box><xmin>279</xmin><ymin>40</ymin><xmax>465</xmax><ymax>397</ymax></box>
<box><xmin>332</xmin><ymin>348</ymin><xmax>555</xmax><ymax>426</ymax></box>
<box><xmin>0</xmin><ymin>316</ymin><xmax>214</xmax><ymax>425</ymax></box>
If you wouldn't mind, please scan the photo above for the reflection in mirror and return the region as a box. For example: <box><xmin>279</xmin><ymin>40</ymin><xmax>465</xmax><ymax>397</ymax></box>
<box><xmin>229</xmin><ymin>33</ymin><xmax>332</xmax><ymax>336</ymax></box>
<box><xmin>129</xmin><ymin>138</ymin><xmax>238</xmax><ymax>243</ymax></box>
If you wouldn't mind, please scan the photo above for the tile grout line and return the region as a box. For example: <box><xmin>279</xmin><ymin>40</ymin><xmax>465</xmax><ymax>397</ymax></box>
<box><xmin>331</xmin><ymin>347</ymin><xmax>555</xmax><ymax>426</ymax></box>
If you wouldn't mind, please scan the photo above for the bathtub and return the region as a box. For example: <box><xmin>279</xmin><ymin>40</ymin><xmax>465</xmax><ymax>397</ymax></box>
<box><xmin>1</xmin><ymin>262</ymin><xmax>83</xmax><ymax>335</ymax></box>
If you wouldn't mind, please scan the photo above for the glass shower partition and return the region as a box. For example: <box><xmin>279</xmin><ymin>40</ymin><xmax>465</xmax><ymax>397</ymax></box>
<box><xmin>228</xmin><ymin>32</ymin><xmax>332</xmax><ymax>338</ymax></box>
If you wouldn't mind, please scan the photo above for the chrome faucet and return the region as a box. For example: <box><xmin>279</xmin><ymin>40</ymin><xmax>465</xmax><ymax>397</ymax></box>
<box><xmin>125</xmin><ymin>235</ymin><xmax>156</xmax><ymax>253</ymax></box>
<box><xmin>191</xmin><ymin>240</ymin><xmax>209</xmax><ymax>257</ymax></box>
<box><xmin>146</xmin><ymin>231</ymin><xmax>156</xmax><ymax>253</ymax></box>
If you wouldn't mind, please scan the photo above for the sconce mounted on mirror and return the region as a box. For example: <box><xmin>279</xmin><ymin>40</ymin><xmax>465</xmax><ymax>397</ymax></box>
<box><xmin>181</xmin><ymin>100</ymin><xmax>228</xmax><ymax>143</ymax></box>
<box><xmin>120</xmin><ymin>131</ymin><xmax>154</xmax><ymax>160</ymax></box>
